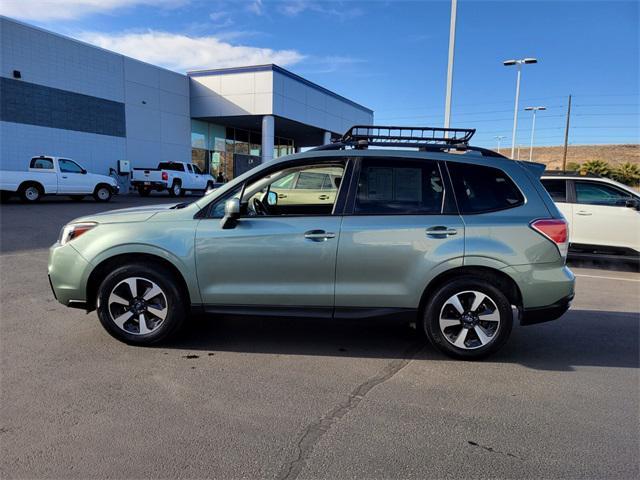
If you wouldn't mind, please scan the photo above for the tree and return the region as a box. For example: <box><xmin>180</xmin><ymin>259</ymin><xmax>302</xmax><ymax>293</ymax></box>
<box><xmin>612</xmin><ymin>162</ymin><xmax>640</xmax><ymax>187</ymax></box>
<box><xmin>581</xmin><ymin>159</ymin><xmax>611</xmax><ymax>177</ymax></box>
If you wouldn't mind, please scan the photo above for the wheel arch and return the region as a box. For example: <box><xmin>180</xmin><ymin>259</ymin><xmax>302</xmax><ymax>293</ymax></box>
<box><xmin>86</xmin><ymin>252</ymin><xmax>192</xmax><ymax>311</ymax></box>
<box><xmin>419</xmin><ymin>266</ymin><xmax>523</xmax><ymax>315</ymax></box>
<box><xmin>18</xmin><ymin>180</ymin><xmax>44</xmax><ymax>194</ymax></box>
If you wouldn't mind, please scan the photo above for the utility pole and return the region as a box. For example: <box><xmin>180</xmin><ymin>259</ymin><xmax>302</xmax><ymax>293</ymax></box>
<box><xmin>443</xmin><ymin>0</ymin><xmax>457</xmax><ymax>134</ymax></box>
<box><xmin>562</xmin><ymin>94</ymin><xmax>572</xmax><ymax>171</ymax></box>
<box><xmin>494</xmin><ymin>135</ymin><xmax>506</xmax><ymax>153</ymax></box>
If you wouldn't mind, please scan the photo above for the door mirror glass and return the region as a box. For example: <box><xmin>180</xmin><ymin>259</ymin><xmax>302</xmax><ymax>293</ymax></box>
<box><xmin>220</xmin><ymin>198</ymin><xmax>241</xmax><ymax>229</ymax></box>
<box><xmin>266</xmin><ymin>191</ymin><xmax>278</xmax><ymax>206</ymax></box>
<box><xmin>81</xmin><ymin>169</ymin><xmax>87</xmax><ymax>174</ymax></box>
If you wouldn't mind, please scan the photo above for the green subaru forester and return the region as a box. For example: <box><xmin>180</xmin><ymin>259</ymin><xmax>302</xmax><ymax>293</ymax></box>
<box><xmin>48</xmin><ymin>126</ymin><xmax>575</xmax><ymax>359</ymax></box>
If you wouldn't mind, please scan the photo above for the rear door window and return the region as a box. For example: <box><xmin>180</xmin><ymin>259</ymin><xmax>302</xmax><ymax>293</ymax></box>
<box><xmin>354</xmin><ymin>158</ymin><xmax>444</xmax><ymax>215</ymax></box>
<box><xmin>541</xmin><ymin>179</ymin><xmax>567</xmax><ymax>202</ymax></box>
<box><xmin>448</xmin><ymin>162</ymin><xmax>524</xmax><ymax>214</ymax></box>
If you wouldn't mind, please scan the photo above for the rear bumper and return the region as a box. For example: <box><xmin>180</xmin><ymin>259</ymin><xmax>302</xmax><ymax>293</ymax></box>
<box><xmin>521</xmin><ymin>293</ymin><xmax>574</xmax><ymax>326</ymax></box>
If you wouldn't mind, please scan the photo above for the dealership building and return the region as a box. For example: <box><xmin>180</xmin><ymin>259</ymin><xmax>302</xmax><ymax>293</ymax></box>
<box><xmin>0</xmin><ymin>16</ymin><xmax>373</xmax><ymax>180</ymax></box>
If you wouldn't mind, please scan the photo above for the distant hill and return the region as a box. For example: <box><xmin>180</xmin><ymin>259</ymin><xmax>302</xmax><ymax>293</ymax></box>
<box><xmin>493</xmin><ymin>144</ymin><xmax>639</xmax><ymax>170</ymax></box>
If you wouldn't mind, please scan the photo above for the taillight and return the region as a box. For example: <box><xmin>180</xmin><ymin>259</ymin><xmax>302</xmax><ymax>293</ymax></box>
<box><xmin>162</xmin><ymin>171</ymin><xmax>168</xmax><ymax>181</ymax></box>
<box><xmin>530</xmin><ymin>218</ymin><xmax>569</xmax><ymax>260</ymax></box>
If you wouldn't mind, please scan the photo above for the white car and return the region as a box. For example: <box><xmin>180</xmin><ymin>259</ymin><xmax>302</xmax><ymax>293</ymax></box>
<box><xmin>541</xmin><ymin>173</ymin><xmax>640</xmax><ymax>261</ymax></box>
<box><xmin>131</xmin><ymin>161</ymin><xmax>215</xmax><ymax>197</ymax></box>
<box><xmin>0</xmin><ymin>156</ymin><xmax>119</xmax><ymax>202</ymax></box>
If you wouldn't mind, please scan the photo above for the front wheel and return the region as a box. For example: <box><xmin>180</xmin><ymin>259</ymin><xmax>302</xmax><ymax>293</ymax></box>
<box><xmin>93</xmin><ymin>185</ymin><xmax>113</xmax><ymax>202</ymax></box>
<box><xmin>422</xmin><ymin>277</ymin><xmax>513</xmax><ymax>360</ymax></box>
<box><xmin>96</xmin><ymin>263</ymin><xmax>187</xmax><ymax>345</ymax></box>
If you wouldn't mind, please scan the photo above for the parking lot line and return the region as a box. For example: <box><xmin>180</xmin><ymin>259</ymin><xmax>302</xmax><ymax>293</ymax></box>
<box><xmin>575</xmin><ymin>274</ymin><xmax>640</xmax><ymax>283</ymax></box>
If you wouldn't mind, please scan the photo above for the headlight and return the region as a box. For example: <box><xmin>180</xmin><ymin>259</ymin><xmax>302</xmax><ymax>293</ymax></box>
<box><xmin>59</xmin><ymin>222</ymin><xmax>97</xmax><ymax>245</ymax></box>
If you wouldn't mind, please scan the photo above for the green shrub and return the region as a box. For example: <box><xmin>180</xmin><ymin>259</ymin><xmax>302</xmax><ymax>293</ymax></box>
<box><xmin>612</xmin><ymin>162</ymin><xmax>640</xmax><ymax>187</ymax></box>
<box><xmin>581</xmin><ymin>159</ymin><xmax>611</xmax><ymax>177</ymax></box>
<box><xmin>566</xmin><ymin>161</ymin><xmax>581</xmax><ymax>172</ymax></box>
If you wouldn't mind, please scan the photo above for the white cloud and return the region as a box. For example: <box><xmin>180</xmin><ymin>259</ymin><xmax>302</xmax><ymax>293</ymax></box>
<box><xmin>0</xmin><ymin>0</ymin><xmax>186</xmax><ymax>21</ymax></box>
<box><xmin>77</xmin><ymin>30</ymin><xmax>304</xmax><ymax>72</ymax></box>
<box><xmin>246</xmin><ymin>0</ymin><xmax>264</xmax><ymax>16</ymax></box>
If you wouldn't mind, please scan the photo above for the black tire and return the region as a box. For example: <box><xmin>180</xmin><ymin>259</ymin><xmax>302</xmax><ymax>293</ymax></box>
<box><xmin>205</xmin><ymin>182</ymin><xmax>214</xmax><ymax>194</ymax></box>
<box><xmin>93</xmin><ymin>184</ymin><xmax>112</xmax><ymax>202</ymax></box>
<box><xmin>19</xmin><ymin>182</ymin><xmax>43</xmax><ymax>203</ymax></box>
<box><xmin>168</xmin><ymin>181</ymin><xmax>182</xmax><ymax>197</ymax></box>
<box><xmin>422</xmin><ymin>276</ymin><xmax>513</xmax><ymax>360</ymax></box>
<box><xmin>96</xmin><ymin>262</ymin><xmax>187</xmax><ymax>345</ymax></box>
<box><xmin>70</xmin><ymin>195</ymin><xmax>85</xmax><ymax>201</ymax></box>
<box><xmin>137</xmin><ymin>186</ymin><xmax>151</xmax><ymax>197</ymax></box>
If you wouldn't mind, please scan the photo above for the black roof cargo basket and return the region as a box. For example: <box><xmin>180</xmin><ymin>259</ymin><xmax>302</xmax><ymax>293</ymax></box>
<box><xmin>311</xmin><ymin>125</ymin><xmax>507</xmax><ymax>158</ymax></box>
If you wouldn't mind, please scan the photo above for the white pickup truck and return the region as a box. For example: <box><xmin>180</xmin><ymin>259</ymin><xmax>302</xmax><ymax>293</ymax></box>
<box><xmin>131</xmin><ymin>161</ymin><xmax>215</xmax><ymax>197</ymax></box>
<box><xmin>0</xmin><ymin>156</ymin><xmax>119</xmax><ymax>203</ymax></box>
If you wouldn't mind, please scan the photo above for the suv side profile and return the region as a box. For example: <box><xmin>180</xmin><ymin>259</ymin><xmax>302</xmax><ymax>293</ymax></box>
<box><xmin>541</xmin><ymin>172</ymin><xmax>639</xmax><ymax>261</ymax></box>
<box><xmin>48</xmin><ymin>126</ymin><xmax>575</xmax><ymax>359</ymax></box>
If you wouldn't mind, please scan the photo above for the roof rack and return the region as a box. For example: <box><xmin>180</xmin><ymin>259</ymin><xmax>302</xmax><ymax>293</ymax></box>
<box><xmin>311</xmin><ymin>125</ymin><xmax>507</xmax><ymax>158</ymax></box>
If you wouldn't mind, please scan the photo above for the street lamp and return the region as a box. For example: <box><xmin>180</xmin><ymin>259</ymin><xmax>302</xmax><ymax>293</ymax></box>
<box><xmin>524</xmin><ymin>106</ymin><xmax>546</xmax><ymax>160</ymax></box>
<box><xmin>443</xmin><ymin>0</ymin><xmax>458</xmax><ymax>134</ymax></box>
<box><xmin>503</xmin><ymin>57</ymin><xmax>538</xmax><ymax>158</ymax></box>
<box><xmin>494</xmin><ymin>135</ymin><xmax>507</xmax><ymax>153</ymax></box>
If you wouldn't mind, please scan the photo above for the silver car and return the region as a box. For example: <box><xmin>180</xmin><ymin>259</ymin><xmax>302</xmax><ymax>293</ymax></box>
<box><xmin>48</xmin><ymin>126</ymin><xmax>575</xmax><ymax>359</ymax></box>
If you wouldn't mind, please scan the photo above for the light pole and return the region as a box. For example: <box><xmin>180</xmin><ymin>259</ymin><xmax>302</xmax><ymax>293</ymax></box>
<box><xmin>524</xmin><ymin>106</ymin><xmax>546</xmax><ymax>160</ymax></box>
<box><xmin>443</xmin><ymin>0</ymin><xmax>457</xmax><ymax>133</ymax></box>
<box><xmin>503</xmin><ymin>57</ymin><xmax>538</xmax><ymax>158</ymax></box>
<box><xmin>494</xmin><ymin>135</ymin><xmax>507</xmax><ymax>153</ymax></box>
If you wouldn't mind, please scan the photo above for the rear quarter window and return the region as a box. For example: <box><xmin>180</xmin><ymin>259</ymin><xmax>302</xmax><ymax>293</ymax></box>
<box><xmin>541</xmin><ymin>179</ymin><xmax>567</xmax><ymax>202</ymax></box>
<box><xmin>448</xmin><ymin>162</ymin><xmax>524</xmax><ymax>214</ymax></box>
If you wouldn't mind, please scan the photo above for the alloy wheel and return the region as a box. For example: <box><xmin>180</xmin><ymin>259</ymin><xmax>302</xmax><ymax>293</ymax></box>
<box><xmin>107</xmin><ymin>277</ymin><xmax>168</xmax><ymax>335</ymax></box>
<box><xmin>439</xmin><ymin>290</ymin><xmax>501</xmax><ymax>350</ymax></box>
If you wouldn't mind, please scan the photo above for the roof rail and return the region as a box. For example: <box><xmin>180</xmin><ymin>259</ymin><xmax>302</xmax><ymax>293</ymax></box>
<box><xmin>543</xmin><ymin>170</ymin><xmax>601</xmax><ymax>178</ymax></box>
<box><xmin>310</xmin><ymin>125</ymin><xmax>507</xmax><ymax>158</ymax></box>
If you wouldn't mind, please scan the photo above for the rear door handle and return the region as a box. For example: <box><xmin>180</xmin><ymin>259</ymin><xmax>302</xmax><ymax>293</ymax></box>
<box><xmin>304</xmin><ymin>229</ymin><xmax>336</xmax><ymax>242</ymax></box>
<box><xmin>318</xmin><ymin>194</ymin><xmax>330</xmax><ymax>200</ymax></box>
<box><xmin>61</xmin><ymin>176</ymin><xmax>68</xmax><ymax>179</ymax></box>
<box><xmin>576</xmin><ymin>211</ymin><xmax>592</xmax><ymax>216</ymax></box>
<box><xmin>426</xmin><ymin>226</ymin><xmax>458</xmax><ymax>237</ymax></box>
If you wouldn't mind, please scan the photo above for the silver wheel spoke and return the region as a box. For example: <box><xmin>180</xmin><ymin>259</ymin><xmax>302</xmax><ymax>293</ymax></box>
<box><xmin>470</xmin><ymin>292</ymin><xmax>487</xmax><ymax>313</ymax></box>
<box><xmin>453</xmin><ymin>328</ymin><xmax>469</xmax><ymax>348</ymax></box>
<box><xmin>447</xmin><ymin>295</ymin><xmax>465</xmax><ymax>315</ymax></box>
<box><xmin>147</xmin><ymin>306</ymin><xmax>167</xmax><ymax>320</ymax></box>
<box><xmin>478</xmin><ymin>311</ymin><xmax>500</xmax><ymax>322</ymax></box>
<box><xmin>124</xmin><ymin>278</ymin><xmax>138</xmax><ymax>298</ymax></box>
<box><xmin>113</xmin><ymin>311</ymin><xmax>133</xmax><ymax>329</ymax></box>
<box><xmin>439</xmin><ymin>318</ymin><xmax>461</xmax><ymax>329</ymax></box>
<box><xmin>143</xmin><ymin>285</ymin><xmax>163</xmax><ymax>301</ymax></box>
<box><xmin>109</xmin><ymin>292</ymin><xmax>129</xmax><ymax>306</ymax></box>
<box><xmin>474</xmin><ymin>325</ymin><xmax>492</xmax><ymax>345</ymax></box>
<box><xmin>138</xmin><ymin>313</ymin><xmax>150</xmax><ymax>334</ymax></box>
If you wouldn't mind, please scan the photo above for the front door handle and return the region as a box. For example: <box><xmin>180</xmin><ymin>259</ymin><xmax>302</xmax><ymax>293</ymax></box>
<box><xmin>61</xmin><ymin>176</ymin><xmax>68</xmax><ymax>179</ymax></box>
<box><xmin>318</xmin><ymin>194</ymin><xmax>330</xmax><ymax>200</ymax></box>
<box><xmin>426</xmin><ymin>226</ymin><xmax>458</xmax><ymax>237</ymax></box>
<box><xmin>576</xmin><ymin>211</ymin><xmax>592</xmax><ymax>216</ymax></box>
<box><xmin>304</xmin><ymin>229</ymin><xmax>336</xmax><ymax>242</ymax></box>
<box><xmin>278</xmin><ymin>193</ymin><xmax>287</xmax><ymax>199</ymax></box>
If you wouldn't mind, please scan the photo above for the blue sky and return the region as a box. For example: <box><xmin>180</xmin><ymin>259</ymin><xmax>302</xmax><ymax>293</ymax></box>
<box><xmin>2</xmin><ymin>0</ymin><xmax>638</xmax><ymax>147</ymax></box>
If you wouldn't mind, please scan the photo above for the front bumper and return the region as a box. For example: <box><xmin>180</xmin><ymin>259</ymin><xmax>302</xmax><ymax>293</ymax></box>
<box><xmin>521</xmin><ymin>293</ymin><xmax>574</xmax><ymax>326</ymax></box>
<box><xmin>48</xmin><ymin>242</ymin><xmax>91</xmax><ymax>307</ymax></box>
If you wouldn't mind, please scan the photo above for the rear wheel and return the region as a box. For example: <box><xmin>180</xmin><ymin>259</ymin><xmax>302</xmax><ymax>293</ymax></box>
<box><xmin>137</xmin><ymin>186</ymin><xmax>151</xmax><ymax>197</ymax></box>
<box><xmin>168</xmin><ymin>181</ymin><xmax>182</xmax><ymax>197</ymax></box>
<box><xmin>93</xmin><ymin>184</ymin><xmax>112</xmax><ymax>202</ymax></box>
<box><xmin>422</xmin><ymin>277</ymin><xmax>513</xmax><ymax>360</ymax></box>
<box><xmin>19</xmin><ymin>183</ymin><xmax>42</xmax><ymax>203</ymax></box>
<box><xmin>96</xmin><ymin>263</ymin><xmax>187</xmax><ymax>345</ymax></box>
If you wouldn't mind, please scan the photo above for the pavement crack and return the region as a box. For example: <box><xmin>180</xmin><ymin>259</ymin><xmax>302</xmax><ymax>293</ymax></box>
<box><xmin>276</xmin><ymin>342</ymin><xmax>423</xmax><ymax>480</ymax></box>
<box><xmin>467</xmin><ymin>440</ymin><xmax>522</xmax><ymax>460</ymax></box>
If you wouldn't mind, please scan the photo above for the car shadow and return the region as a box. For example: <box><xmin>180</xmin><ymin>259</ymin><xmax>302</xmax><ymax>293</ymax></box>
<box><xmin>162</xmin><ymin>309</ymin><xmax>639</xmax><ymax>372</ymax></box>
<box><xmin>568</xmin><ymin>257</ymin><xmax>639</xmax><ymax>273</ymax></box>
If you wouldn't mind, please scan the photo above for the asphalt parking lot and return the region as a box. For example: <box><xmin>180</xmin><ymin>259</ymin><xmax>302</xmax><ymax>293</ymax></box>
<box><xmin>1</xmin><ymin>195</ymin><xmax>638</xmax><ymax>479</ymax></box>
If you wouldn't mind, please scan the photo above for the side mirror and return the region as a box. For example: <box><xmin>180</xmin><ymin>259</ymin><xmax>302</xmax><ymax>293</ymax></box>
<box><xmin>266</xmin><ymin>190</ymin><xmax>278</xmax><ymax>206</ymax></box>
<box><xmin>220</xmin><ymin>198</ymin><xmax>241</xmax><ymax>229</ymax></box>
<box><xmin>625</xmin><ymin>198</ymin><xmax>639</xmax><ymax>210</ymax></box>
<box><xmin>81</xmin><ymin>169</ymin><xmax>87</xmax><ymax>174</ymax></box>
